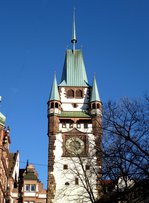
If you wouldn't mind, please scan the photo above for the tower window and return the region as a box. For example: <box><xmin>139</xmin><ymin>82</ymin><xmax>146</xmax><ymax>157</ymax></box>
<box><xmin>69</xmin><ymin>123</ymin><xmax>73</xmax><ymax>128</ymax></box>
<box><xmin>62</xmin><ymin>123</ymin><xmax>66</xmax><ymax>128</ymax></box>
<box><xmin>84</xmin><ymin>123</ymin><xmax>88</xmax><ymax>128</ymax></box>
<box><xmin>67</xmin><ymin>89</ymin><xmax>74</xmax><ymax>98</ymax></box>
<box><xmin>55</xmin><ymin>102</ymin><xmax>58</xmax><ymax>108</ymax></box>
<box><xmin>63</xmin><ymin>164</ymin><xmax>68</xmax><ymax>169</ymax></box>
<box><xmin>97</xmin><ymin>103</ymin><xmax>100</xmax><ymax>109</ymax></box>
<box><xmin>76</xmin><ymin>89</ymin><xmax>83</xmax><ymax>98</ymax></box>
<box><xmin>86</xmin><ymin>165</ymin><xmax>90</xmax><ymax>170</ymax></box>
<box><xmin>77</xmin><ymin>123</ymin><xmax>81</xmax><ymax>128</ymax></box>
<box><xmin>73</xmin><ymin>103</ymin><xmax>77</xmax><ymax>108</ymax></box>
<box><xmin>75</xmin><ymin>177</ymin><xmax>79</xmax><ymax>185</ymax></box>
<box><xmin>92</xmin><ymin>103</ymin><xmax>96</xmax><ymax>109</ymax></box>
<box><xmin>51</xmin><ymin>102</ymin><xmax>54</xmax><ymax>108</ymax></box>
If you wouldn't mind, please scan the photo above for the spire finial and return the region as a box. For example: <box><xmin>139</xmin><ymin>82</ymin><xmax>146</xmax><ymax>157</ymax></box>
<box><xmin>71</xmin><ymin>8</ymin><xmax>77</xmax><ymax>51</ymax></box>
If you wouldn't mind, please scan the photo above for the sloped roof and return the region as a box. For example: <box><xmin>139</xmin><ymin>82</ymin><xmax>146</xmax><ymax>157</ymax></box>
<box><xmin>60</xmin><ymin>111</ymin><xmax>90</xmax><ymax>118</ymax></box>
<box><xmin>23</xmin><ymin>164</ymin><xmax>38</xmax><ymax>180</ymax></box>
<box><xmin>59</xmin><ymin>50</ymin><xmax>89</xmax><ymax>87</ymax></box>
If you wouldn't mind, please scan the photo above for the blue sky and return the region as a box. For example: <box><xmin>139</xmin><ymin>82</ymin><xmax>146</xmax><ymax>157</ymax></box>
<box><xmin>0</xmin><ymin>0</ymin><xmax>149</xmax><ymax>188</ymax></box>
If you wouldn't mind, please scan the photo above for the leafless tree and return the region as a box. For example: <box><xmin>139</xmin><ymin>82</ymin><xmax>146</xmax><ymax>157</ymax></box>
<box><xmin>101</xmin><ymin>95</ymin><xmax>149</xmax><ymax>192</ymax></box>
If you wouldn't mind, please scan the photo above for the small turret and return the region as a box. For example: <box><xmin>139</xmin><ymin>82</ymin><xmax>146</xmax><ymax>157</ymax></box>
<box><xmin>90</xmin><ymin>76</ymin><xmax>102</xmax><ymax>116</ymax></box>
<box><xmin>47</xmin><ymin>73</ymin><xmax>61</xmax><ymax>116</ymax></box>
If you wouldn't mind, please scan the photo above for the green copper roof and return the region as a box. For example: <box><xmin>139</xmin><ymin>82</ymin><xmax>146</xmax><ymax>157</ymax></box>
<box><xmin>59</xmin><ymin>50</ymin><xmax>89</xmax><ymax>87</ymax></box>
<box><xmin>60</xmin><ymin>111</ymin><xmax>90</xmax><ymax>118</ymax></box>
<box><xmin>24</xmin><ymin>171</ymin><xmax>38</xmax><ymax>180</ymax></box>
<box><xmin>0</xmin><ymin>112</ymin><xmax>6</xmax><ymax>126</ymax></box>
<box><xmin>90</xmin><ymin>76</ymin><xmax>100</xmax><ymax>102</ymax></box>
<box><xmin>23</xmin><ymin>164</ymin><xmax>38</xmax><ymax>180</ymax></box>
<box><xmin>49</xmin><ymin>74</ymin><xmax>60</xmax><ymax>101</ymax></box>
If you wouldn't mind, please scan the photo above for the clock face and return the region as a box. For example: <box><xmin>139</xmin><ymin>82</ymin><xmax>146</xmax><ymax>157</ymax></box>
<box><xmin>65</xmin><ymin>137</ymin><xmax>85</xmax><ymax>155</ymax></box>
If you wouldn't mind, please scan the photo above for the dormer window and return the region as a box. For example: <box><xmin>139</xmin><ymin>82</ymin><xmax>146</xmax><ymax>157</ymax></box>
<box><xmin>67</xmin><ymin>89</ymin><xmax>74</xmax><ymax>98</ymax></box>
<box><xmin>76</xmin><ymin>89</ymin><xmax>83</xmax><ymax>98</ymax></box>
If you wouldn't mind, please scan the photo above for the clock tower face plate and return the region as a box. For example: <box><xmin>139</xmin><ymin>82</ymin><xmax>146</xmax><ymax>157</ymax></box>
<box><xmin>63</xmin><ymin>129</ymin><xmax>88</xmax><ymax>156</ymax></box>
<box><xmin>65</xmin><ymin>137</ymin><xmax>85</xmax><ymax>155</ymax></box>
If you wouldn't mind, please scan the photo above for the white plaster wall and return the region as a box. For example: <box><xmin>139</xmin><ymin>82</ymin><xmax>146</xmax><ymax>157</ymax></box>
<box><xmin>60</xmin><ymin>87</ymin><xmax>90</xmax><ymax>112</ymax></box>
<box><xmin>53</xmin><ymin>132</ymin><xmax>99</xmax><ymax>203</ymax></box>
<box><xmin>24</xmin><ymin>192</ymin><xmax>36</xmax><ymax>197</ymax></box>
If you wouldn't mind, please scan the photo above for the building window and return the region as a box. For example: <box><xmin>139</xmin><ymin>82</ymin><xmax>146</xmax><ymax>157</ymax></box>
<box><xmin>51</xmin><ymin>102</ymin><xmax>54</xmax><ymax>108</ymax></box>
<box><xmin>65</xmin><ymin>182</ymin><xmax>70</xmax><ymax>186</ymax></box>
<box><xmin>63</xmin><ymin>164</ymin><xmax>68</xmax><ymax>169</ymax></box>
<box><xmin>55</xmin><ymin>102</ymin><xmax>58</xmax><ymax>108</ymax></box>
<box><xmin>25</xmin><ymin>184</ymin><xmax>36</xmax><ymax>192</ymax></box>
<box><xmin>30</xmin><ymin>184</ymin><xmax>36</xmax><ymax>191</ymax></box>
<box><xmin>92</xmin><ymin>103</ymin><xmax>96</xmax><ymax>109</ymax></box>
<box><xmin>73</xmin><ymin>103</ymin><xmax>77</xmax><ymax>108</ymax></box>
<box><xmin>25</xmin><ymin>184</ymin><xmax>30</xmax><ymax>191</ymax></box>
<box><xmin>77</xmin><ymin>123</ymin><xmax>81</xmax><ymax>128</ymax></box>
<box><xmin>76</xmin><ymin>90</ymin><xmax>83</xmax><ymax>98</ymax></box>
<box><xmin>69</xmin><ymin>123</ymin><xmax>73</xmax><ymax>128</ymax></box>
<box><xmin>62</xmin><ymin>123</ymin><xmax>66</xmax><ymax>128</ymax></box>
<box><xmin>97</xmin><ymin>103</ymin><xmax>100</xmax><ymax>109</ymax></box>
<box><xmin>86</xmin><ymin>165</ymin><xmax>90</xmax><ymax>170</ymax></box>
<box><xmin>84</xmin><ymin>123</ymin><xmax>88</xmax><ymax>128</ymax></box>
<box><xmin>67</xmin><ymin>89</ymin><xmax>74</xmax><ymax>98</ymax></box>
<box><xmin>75</xmin><ymin>177</ymin><xmax>79</xmax><ymax>185</ymax></box>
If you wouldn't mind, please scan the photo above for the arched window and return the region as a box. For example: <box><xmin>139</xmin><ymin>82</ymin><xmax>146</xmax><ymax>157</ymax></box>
<box><xmin>92</xmin><ymin>103</ymin><xmax>96</xmax><ymax>109</ymax></box>
<box><xmin>51</xmin><ymin>102</ymin><xmax>54</xmax><ymax>108</ymax></box>
<box><xmin>97</xmin><ymin>103</ymin><xmax>100</xmax><ymax>109</ymax></box>
<box><xmin>55</xmin><ymin>102</ymin><xmax>58</xmax><ymax>108</ymax></box>
<box><xmin>76</xmin><ymin>89</ymin><xmax>83</xmax><ymax>98</ymax></box>
<box><xmin>67</xmin><ymin>89</ymin><xmax>74</xmax><ymax>98</ymax></box>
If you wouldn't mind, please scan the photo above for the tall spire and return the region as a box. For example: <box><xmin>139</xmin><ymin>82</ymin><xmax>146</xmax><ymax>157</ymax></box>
<box><xmin>49</xmin><ymin>73</ymin><xmax>60</xmax><ymax>101</ymax></box>
<box><xmin>71</xmin><ymin>8</ymin><xmax>77</xmax><ymax>51</ymax></box>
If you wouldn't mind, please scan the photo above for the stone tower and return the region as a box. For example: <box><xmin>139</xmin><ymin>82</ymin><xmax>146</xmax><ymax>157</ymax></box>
<box><xmin>47</xmin><ymin>13</ymin><xmax>102</xmax><ymax>203</ymax></box>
